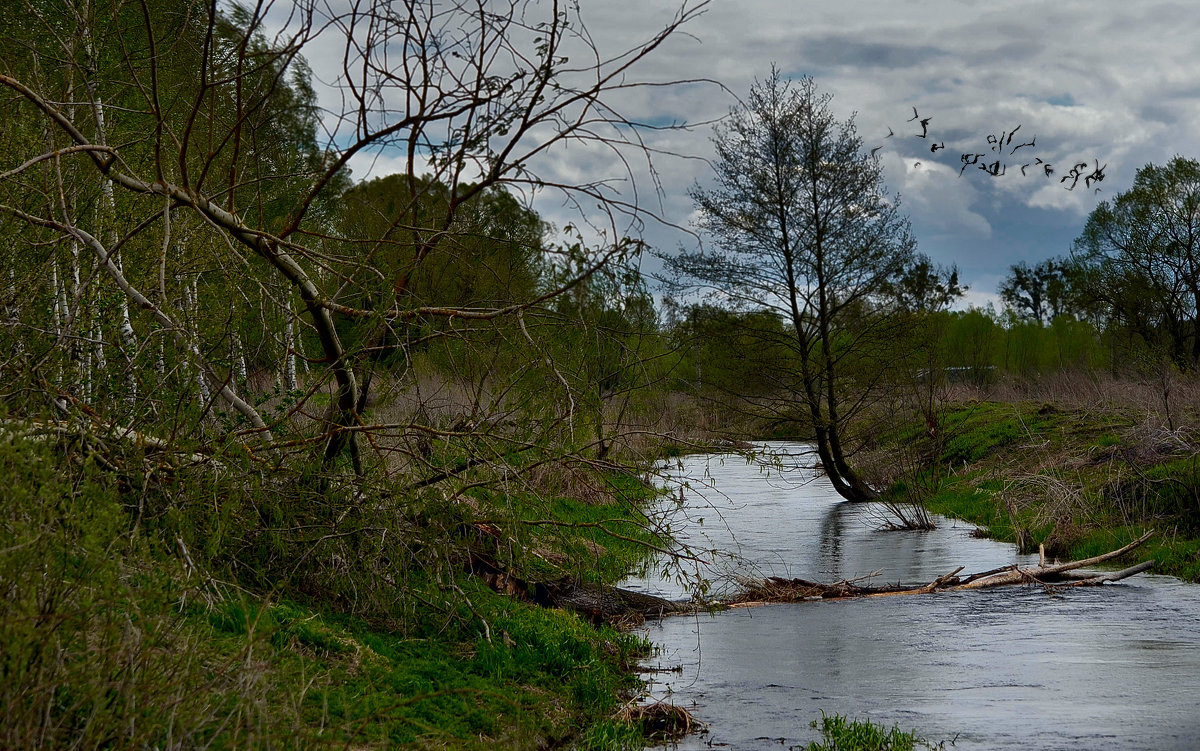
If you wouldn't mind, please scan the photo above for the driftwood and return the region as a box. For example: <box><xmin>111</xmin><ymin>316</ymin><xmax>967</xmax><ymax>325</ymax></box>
<box><xmin>465</xmin><ymin>523</ymin><xmax>1157</xmax><ymax>623</ymax></box>
<box><xmin>732</xmin><ymin>530</ymin><xmax>1157</xmax><ymax>606</ymax></box>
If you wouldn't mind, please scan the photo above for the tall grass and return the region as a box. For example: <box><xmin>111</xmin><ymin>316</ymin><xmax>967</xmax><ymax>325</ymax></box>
<box><xmin>801</xmin><ymin>712</ymin><xmax>936</xmax><ymax>751</ymax></box>
<box><xmin>0</xmin><ymin>439</ymin><xmax>311</xmax><ymax>749</ymax></box>
<box><xmin>0</xmin><ymin>430</ymin><xmax>663</xmax><ymax>749</ymax></box>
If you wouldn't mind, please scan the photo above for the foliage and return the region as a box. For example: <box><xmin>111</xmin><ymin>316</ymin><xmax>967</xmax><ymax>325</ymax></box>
<box><xmin>0</xmin><ymin>438</ymin><xmax>302</xmax><ymax>749</ymax></box>
<box><xmin>663</xmin><ymin>69</ymin><xmax>915</xmax><ymax>500</ymax></box>
<box><xmin>665</xmin><ymin>303</ymin><xmax>797</xmax><ymax>398</ymax></box>
<box><xmin>335</xmin><ymin>174</ymin><xmax>545</xmax><ymax>335</ymax></box>
<box><xmin>892</xmin><ymin>255</ymin><xmax>967</xmax><ymax>313</ymax></box>
<box><xmin>1072</xmin><ymin>157</ymin><xmax>1200</xmax><ymax>369</ymax></box>
<box><xmin>0</xmin><ymin>433</ymin><xmax>660</xmax><ymax>749</ymax></box>
<box><xmin>999</xmin><ymin>258</ymin><xmax>1077</xmax><ymax>325</ymax></box>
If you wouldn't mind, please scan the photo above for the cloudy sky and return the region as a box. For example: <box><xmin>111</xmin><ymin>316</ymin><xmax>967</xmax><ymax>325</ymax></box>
<box><xmin>299</xmin><ymin>0</ymin><xmax>1200</xmax><ymax>309</ymax></box>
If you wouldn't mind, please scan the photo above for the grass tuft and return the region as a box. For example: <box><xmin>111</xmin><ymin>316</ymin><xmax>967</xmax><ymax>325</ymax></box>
<box><xmin>798</xmin><ymin>712</ymin><xmax>935</xmax><ymax>751</ymax></box>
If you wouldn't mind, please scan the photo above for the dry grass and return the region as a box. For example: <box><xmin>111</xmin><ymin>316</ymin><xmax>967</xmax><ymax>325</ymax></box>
<box><xmin>992</xmin><ymin>472</ymin><xmax>1092</xmax><ymax>553</ymax></box>
<box><xmin>945</xmin><ymin>369</ymin><xmax>1200</xmax><ymax>428</ymax></box>
<box><xmin>522</xmin><ymin>460</ymin><xmax>618</xmax><ymax>505</ymax></box>
<box><xmin>616</xmin><ymin>699</ymin><xmax>703</xmax><ymax>742</ymax></box>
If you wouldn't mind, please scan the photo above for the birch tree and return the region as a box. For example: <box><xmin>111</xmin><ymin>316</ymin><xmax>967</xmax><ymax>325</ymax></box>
<box><xmin>1</xmin><ymin>0</ymin><xmax>710</xmax><ymax>484</ymax></box>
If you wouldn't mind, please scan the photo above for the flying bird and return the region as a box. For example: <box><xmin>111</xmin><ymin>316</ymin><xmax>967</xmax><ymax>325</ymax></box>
<box><xmin>1009</xmin><ymin>130</ymin><xmax>1036</xmax><ymax>154</ymax></box>
<box><xmin>907</xmin><ymin>106</ymin><xmax>920</xmax><ymax>122</ymax></box>
<box><xmin>886</xmin><ymin>126</ymin><xmax>895</xmax><ymax>138</ymax></box>
<box><xmin>917</xmin><ymin>117</ymin><xmax>931</xmax><ymax>138</ymax></box>
<box><xmin>870</xmin><ymin>146</ymin><xmax>883</xmax><ymax>158</ymax></box>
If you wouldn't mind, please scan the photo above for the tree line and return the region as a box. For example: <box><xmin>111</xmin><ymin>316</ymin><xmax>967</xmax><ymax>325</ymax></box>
<box><xmin>2</xmin><ymin>0</ymin><xmax>1197</xmax><ymax>514</ymax></box>
<box><xmin>999</xmin><ymin>157</ymin><xmax>1200</xmax><ymax>372</ymax></box>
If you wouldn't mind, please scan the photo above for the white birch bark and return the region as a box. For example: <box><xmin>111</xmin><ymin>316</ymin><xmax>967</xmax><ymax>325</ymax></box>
<box><xmin>182</xmin><ymin>278</ymin><xmax>211</xmax><ymax>406</ymax></box>
<box><xmin>284</xmin><ymin>312</ymin><xmax>298</xmax><ymax>391</ymax></box>
<box><xmin>89</xmin><ymin>302</ymin><xmax>105</xmax><ymax>398</ymax></box>
<box><xmin>232</xmin><ymin>326</ymin><xmax>247</xmax><ymax>391</ymax></box>
<box><xmin>67</xmin><ymin>236</ymin><xmax>87</xmax><ymax>392</ymax></box>
<box><xmin>5</xmin><ymin>269</ymin><xmax>21</xmax><ymax>357</ymax></box>
<box><xmin>48</xmin><ymin>259</ymin><xmax>62</xmax><ymax>333</ymax></box>
<box><xmin>76</xmin><ymin>0</ymin><xmax>138</xmax><ymax>405</ymax></box>
<box><xmin>155</xmin><ymin>197</ymin><xmax>170</xmax><ymax>378</ymax></box>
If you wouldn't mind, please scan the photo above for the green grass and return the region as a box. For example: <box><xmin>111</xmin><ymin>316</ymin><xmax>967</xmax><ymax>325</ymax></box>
<box><xmin>921</xmin><ymin>477</ymin><xmax>1010</xmax><ymax>537</ymax></box>
<box><xmin>0</xmin><ymin>436</ymin><xmax>659</xmax><ymax>749</ymax></box>
<box><xmin>799</xmin><ymin>713</ymin><xmax>934</xmax><ymax>751</ymax></box>
<box><xmin>191</xmin><ymin>588</ymin><xmax>650</xmax><ymax>748</ymax></box>
<box><xmin>900</xmin><ymin>401</ymin><xmax>1200</xmax><ymax>581</ymax></box>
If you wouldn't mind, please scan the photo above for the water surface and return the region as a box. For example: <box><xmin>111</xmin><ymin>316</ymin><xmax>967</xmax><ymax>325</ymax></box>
<box><xmin>626</xmin><ymin>444</ymin><xmax>1200</xmax><ymax>750</ymax></box>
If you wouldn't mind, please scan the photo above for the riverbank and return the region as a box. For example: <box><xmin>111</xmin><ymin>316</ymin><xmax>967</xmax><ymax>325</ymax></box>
<box><xmin>637</xmin><ymin>440</ymin><xmax>1200</xmax><ymax>750</ymax></box>
<box><xmin>887</xmin><ymin>400</ymin><xmax>1200</xmax><ymax>582</ymax></box>
<box><xmin>0</xmin><ymin>436</ymin><xmax>667</xmax><ymax>749</ymax></box>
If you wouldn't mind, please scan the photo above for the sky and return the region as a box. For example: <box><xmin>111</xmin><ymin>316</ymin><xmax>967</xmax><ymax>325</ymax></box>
<box><xmin>291</xmin><ymin>0</ymin><xmax>1200</xmax><ymax>310</ymax></box>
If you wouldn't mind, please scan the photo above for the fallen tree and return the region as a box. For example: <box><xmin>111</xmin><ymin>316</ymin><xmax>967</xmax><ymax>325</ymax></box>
<box><xmin>462</xmin><ymin>524</ymin><xmax>1158</xmax><ymax>624</ymax></box>
<box><xmin>731</xmin><ymin>530</ymin><xmax>1157</xmax><ymax>606</ymax></box>
<box><xmin>465</xmin><ymin>546</ymin><xmax>691</xmax><ymax>624</ymax></box>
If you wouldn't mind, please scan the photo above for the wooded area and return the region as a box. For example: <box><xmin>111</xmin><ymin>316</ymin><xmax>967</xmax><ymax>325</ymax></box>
<box><xmin>2</xmin><ymin>0</ymin><xmax>1198</xmax><ymax>747</ymax></box>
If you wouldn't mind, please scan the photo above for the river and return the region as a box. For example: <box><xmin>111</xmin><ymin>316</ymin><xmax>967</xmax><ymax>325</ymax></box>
<box><xmin>624</xmin><ymin>443</ymin><xmax>1200</xmax><ymax>750</ymax></box>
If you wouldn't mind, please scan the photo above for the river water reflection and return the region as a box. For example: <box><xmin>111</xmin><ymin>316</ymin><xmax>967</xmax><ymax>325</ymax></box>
<box><xmin>624</xmin><ymin>443</ymin><xmax>1200</xmax><ymax>750</ymax></box>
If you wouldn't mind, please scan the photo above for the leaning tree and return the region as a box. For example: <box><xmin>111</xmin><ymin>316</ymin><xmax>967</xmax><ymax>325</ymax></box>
<box><xmin>663</xmin><ymin>70</ymin><xmax>916</xmax><ymax>501</ymax></box>
<box><xmin>0</xmin><ymin>0</ymin><xmax>710</xmax><ymax>486</ymax></box>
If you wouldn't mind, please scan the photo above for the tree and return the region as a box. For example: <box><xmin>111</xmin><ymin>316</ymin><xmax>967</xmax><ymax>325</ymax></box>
<box><xmin>1072</xmin><ymin>157</ymin><xmax>1200</xmax><ymax>369</ymax></box>
<box><xmin>663</xmin><ymin>71</ymin><xmax>916</xmax><ymax>501</ymax></box>
<box><xmin>893</xmin><ymin>255</ymin><xmax>965</xmax><ymax>314</ymax></box>
<box><xmin>1</xmin><ymin>0</ymin><xmax>709</xmax><ymax>483</ymax></box>
<box><xmin>546</xmin><ymin>250</ymin><xmax>662</xmax><ymax>461</ymax></box>
<box><xmin>999</xmin><ymin>259</ymin><xmax>1075</xmax><ymax>325</ymax></box>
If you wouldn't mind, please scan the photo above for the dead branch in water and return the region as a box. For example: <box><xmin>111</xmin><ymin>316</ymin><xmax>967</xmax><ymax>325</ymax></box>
<box><xmin>731</xmin><ymin>530</ymin><xmax>1156</xmax><ymax>605</ymax></box>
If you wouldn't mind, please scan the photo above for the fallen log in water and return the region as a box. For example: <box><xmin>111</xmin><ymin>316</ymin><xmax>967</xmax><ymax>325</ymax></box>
<box><xmin>731</xmin><ymin>530</ymin><xmax>1156</xmax><ymax>605</ymax></box>
<box><xmin>465</xmin><ymin>544</ymin><xmax>692</xmax><ymax>624</ymax></box>
<box><xmin>953</xmin><ymin>529</ymin><xmax>1155</xmax><ymax>589</ymax></box>
<box><xmin>465</xmin><ymin>527</ymin><xmax>1157</xmax><ymax>622</ymax></box>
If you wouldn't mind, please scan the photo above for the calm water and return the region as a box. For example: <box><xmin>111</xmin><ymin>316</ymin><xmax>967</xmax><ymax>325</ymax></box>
<box><xmin>624</xmin><ymin>443</ymin><xmax>1200</xmax><ymax>750</ymax></box>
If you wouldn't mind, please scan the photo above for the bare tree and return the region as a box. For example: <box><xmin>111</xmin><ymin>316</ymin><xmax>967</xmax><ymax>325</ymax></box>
<box><xmin>664</xmin><ymin>70</ymin><xmax>915</xmax><ymax>501</ymax></box>
<box><xmin>1</xmin><ymin>0</ymin><xmax>709</xmax><ymax>486</ymax></box>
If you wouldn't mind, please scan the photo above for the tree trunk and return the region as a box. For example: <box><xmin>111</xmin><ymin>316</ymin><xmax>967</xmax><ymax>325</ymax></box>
<box><xmin>733</xmin><ymin>530</ymin><xmax>1157</xmax><ymax>604</ymax></box>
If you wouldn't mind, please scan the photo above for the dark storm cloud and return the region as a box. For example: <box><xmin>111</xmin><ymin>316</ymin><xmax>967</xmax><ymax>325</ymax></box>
<box><xmin>797</xmin><ymin>35</ymin><xmax>947</xmax><ymax>70</ymax></box>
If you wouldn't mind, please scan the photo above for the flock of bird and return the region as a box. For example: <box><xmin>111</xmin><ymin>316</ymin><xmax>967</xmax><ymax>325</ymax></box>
<box><xmin>871</xmin><ymin>106</ymin><xmax>1107</xmax><ymax>193</ymax></box>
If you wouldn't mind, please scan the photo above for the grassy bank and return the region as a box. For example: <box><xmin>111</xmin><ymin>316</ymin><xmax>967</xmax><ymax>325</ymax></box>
<box><xmin>885</xmin><ymin>400</ymin><xmax>1200</xmax><ymax>581</ymax></box>
<box><xmin>0</xmin><ymin>436</ymin><xmax>666</xmax><ymax>749</ymax></box>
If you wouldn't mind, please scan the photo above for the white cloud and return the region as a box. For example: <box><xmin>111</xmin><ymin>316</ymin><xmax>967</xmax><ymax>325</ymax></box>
<box><xmin>888</xmin><ymin>155</ymin><xmax>993</xmax><ymax>239</ymax></box>
<box><xmin>277</xmin><ymin>0</ymin><xmax>1200</xmax><ymax>292</ymax></box>
<box><xmin>345</xmin><ymin>150</ymin><xmax>437</xmax><ymax>184</ymax></box>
